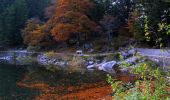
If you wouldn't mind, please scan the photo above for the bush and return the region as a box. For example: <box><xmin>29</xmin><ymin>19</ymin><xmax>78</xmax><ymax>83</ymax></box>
<box><xmin>68</xmin><ymin>56</ymin><xmax>86</xmax><ymax>72</ymax></box>
<box><xmin>107</xmin><ymin>62</ymin><xmax>170</xmax><ymax>100</ymax></box>
<box><xmin>45</xmin><ymin>51</ymin><xmax>56</xmax><ymax>58</ymax></box>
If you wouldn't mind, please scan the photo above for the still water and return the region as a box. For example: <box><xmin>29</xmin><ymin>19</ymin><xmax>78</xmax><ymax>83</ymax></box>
<box><xmin>0</xmin><ymin>63</ymin><xmax>40</xmax><ymax>100</ymax></box>
<box><xmin>0</xmin><ymin>62</ymin><xmax>109</xmax><ymax>100</ymax></box>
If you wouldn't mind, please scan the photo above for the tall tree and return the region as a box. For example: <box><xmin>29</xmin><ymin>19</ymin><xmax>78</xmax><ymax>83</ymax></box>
<box><xmin>46</xmin><ymin>0</ymin><xmax>98</xmax><ymax>45</ymax></box>
<box><xmin>3</xmin><ymin>0</ymin><xmax>28</xmax><ymax>45</ymax></box>
<box><xmin>132</xmin><ymin>0</ymin><xmax>170</xmax><ymax>47</ymax></box>
<box><xmin>0</xmin><ymin>0</ymin><xmax>50</xmax><ymax>45</ymax></box>
<box><xmin>26</xmin><ymin>0</ymin><xmax>50</xmax><ymax>20</ymax></box>
<box><xmin>100</xmin><ymin>15</ymin><xmax>118</xmax><ymax>43</ymax></box>
<box><xmin>91</xmin><ymin>0</ymin><xmax>117</xmax><ymax>21</ymax></box>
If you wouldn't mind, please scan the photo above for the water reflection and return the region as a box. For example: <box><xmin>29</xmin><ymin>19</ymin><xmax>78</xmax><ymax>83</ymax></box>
<box><xmin>0</xmin><ymin>62</ymin><xmax>112</xmax><ymax>99</ymax></box>
<box><xmin>0</xmin><ymin>63</ymin><xmax>39</xmax><ymax>100</ymax></box>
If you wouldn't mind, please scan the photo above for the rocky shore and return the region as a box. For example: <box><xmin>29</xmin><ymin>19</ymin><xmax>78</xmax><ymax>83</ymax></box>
<box><xmin>0</xmin><ymin>48</ymin><xmax>169</xmax><ymax>73</ymax></box>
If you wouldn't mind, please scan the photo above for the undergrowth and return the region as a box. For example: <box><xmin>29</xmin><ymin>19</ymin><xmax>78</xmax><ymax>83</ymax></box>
<box><xmin>107</xmin><ymin>62</ymin><xmax>170</xmax><ymax>100</ymax></box>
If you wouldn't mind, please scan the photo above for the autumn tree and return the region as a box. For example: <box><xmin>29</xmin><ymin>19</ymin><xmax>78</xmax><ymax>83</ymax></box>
<box><xmin>22</xmin><ymin>18</ymin><xmax>52</xmax><ymax>46</ymax></box>
<box><xmin>22</xmin><ymin>18</ymin><xmax>42</xmax><ymax>45</ymax></box>
<box><xmin>0</xmin><ymin>0</ymin><xmax>50</xmax><ymax>45</ymax></box>
<box><xmin>47</xmin><ymin>0</ymin><xmax>98</xmax><ymax>45</ymax></box>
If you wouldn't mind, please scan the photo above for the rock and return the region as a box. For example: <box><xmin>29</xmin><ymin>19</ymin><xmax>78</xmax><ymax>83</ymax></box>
<box><xmin>121</xmin><ymin>49</ymin><xmax>137</xmax><ymax>58</ymax></box>
<box><xmin>118</xmin><ymin>56</ymin><xmax>141</xmax><ymax>66</ymax></box>
<box><xmin>124</xmin><ymin>56</ymin><xmax>140</xmax><ymax>64</ymax></box>
<box><xmin>87</xmin><ymin>60</ymin><xmax>117</xmax><ymax>73</ymax></box>
<box><xmin>54</xmin><ymin>61</ymin><xmax>67</xmax><ymax>66</ymax></box>
<box><xmin>128</xmin><ymin>49</ymin><xmax>137</xmax><ymax>55</ymax></box>
<box><xmin>119</xmin><ymin>68</ymin><xmax>130</xmax><ymax>74</ymax></box>
<box><xmin>87</xmin><ymin>64</ymin><xmax>96</xmax><ymax>69</ymax></box>
<box><xmin>88</xmin><ymin>61</ymin><xmax>95</xmax><ymax>65</ymax></box>
<box><xmin>98</xmin><ymin>61</ymin><xmax>117</xmax><ymax>73</ymax></box>
<box><xmin>87</xmin><ymin>49</ymin><xmax>94</xmax><ymax>53</ymax></box>
<box><xmin>0</xmin><ymin>56</ymin><xmax>12</xmax><ymax>61</ymax></box>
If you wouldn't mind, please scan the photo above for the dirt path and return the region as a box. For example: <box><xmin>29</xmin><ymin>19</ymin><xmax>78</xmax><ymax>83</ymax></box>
<box><xmin>1</xmin><ymin>48</ymin><xmax>170</xmax><ymax>58</ymax></box>
<box><xmin>137</xmin><ymin>48</ymin><xmax>170</xmax><ymax>58</ymax></box>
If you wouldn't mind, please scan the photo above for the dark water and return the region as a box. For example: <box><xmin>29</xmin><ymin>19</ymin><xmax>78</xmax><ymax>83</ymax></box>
<box><xmin>0</xmin><ymin>62</ymin><xmax>107</xmax><ymax>100</ymax></box>
<box><xmin>0</xmin><ymin>63</ymin><xmax>39</xmax><ymax>100</ymax></box>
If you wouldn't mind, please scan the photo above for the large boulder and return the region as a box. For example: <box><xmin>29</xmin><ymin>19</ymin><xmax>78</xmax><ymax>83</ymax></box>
<box><xmin>87</xmin><ymin>61</ymin><xmax>117</xmax><ymax>73</ymax></box>
<box><xmin>99</xmin><ymin>61</ymin><xmax>117</xmax><ymax>73</ymax></box>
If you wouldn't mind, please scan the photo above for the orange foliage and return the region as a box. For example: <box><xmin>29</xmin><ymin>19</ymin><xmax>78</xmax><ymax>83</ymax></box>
<box><xmin>22</xmin><ymin>18</ymin><xmax>51</xmax><ymax>46</ymax></box>
<box><xmin>48</xmin><ymin>0</ymin><xmax>97</xmax><ymax>42</ymax></box>
<box><xmin>28</xmin><ymin>25</ymin><xmax>48</xmax><ymax>46</ymax></box>
<box><xmin>51</xmin><ymin>23</ymin><xmax>77</xmax><ymax>41</ymax></box>
<box><xmin>56</xmin><ymin>0</ymin><xmax>93</xmax><ymax>16</ymax></box>
<box><xmin>22</xmin><ymin>18</ymin><xmax>43</xmax><ymax>45</ymax></box>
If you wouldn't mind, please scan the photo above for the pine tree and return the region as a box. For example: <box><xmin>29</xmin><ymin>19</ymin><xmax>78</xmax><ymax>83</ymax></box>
<box><xmin>3</xmin><ymin>0</ymin><xmax>28</xmax><ymax>45</ymax></box>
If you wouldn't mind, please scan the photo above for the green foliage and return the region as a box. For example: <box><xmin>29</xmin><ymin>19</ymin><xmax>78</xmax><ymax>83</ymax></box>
<box><xmin>107</xmin><ymin>61</ymin><xmax>170</xmax><ymax>100</ymax></box>
<box><xmin>1</xmin><ymin>0</ymin><xmax>28</xmax><ymax>45</ymax></box>
<box><xmin>0</xmin><ymin>0</ymin><xmax>50</xmax><ymax>45</ymax></box>
<box><xmin>80</xmin><ymin>56</ymin><xmax>90</xmax><ymax>61</ymax></box>
<box><xmin>0</xmin><ymin>0</ymin><xmax>169</xmax><ymax>49</ymax></box>
<box><xmin>144</xmin><ymin>17</ymin><xmax>151</xmax><ymax>42</ymax></box>
<box><xmin>91</xmin><ymin>0</ymin><xmax>117</xmax><ymax>21</ymax></box>
<box><xmin>134</xmin><ymin>0</ymin><xmax>170</xmax><ymax>47</ymax></box>
<box><xmin>158</xmin><ymin>23</ymin><xmax>170</xmax><ymax>35</ymax></box>
<box><xmin>26</xmin><ymin>0</ymin><xmax>50</xmax><ymax>20</ymax></box>
<box><xmin>118</xmin><ymin>53</ymin><xmax>124</xmax><ymax>61</ymax></box>
<box><xmin>157</xmin><ymin>22</ymin><xmax>170</xmax><ymax>47</ymax></box>
<box><xmin>45</xmin><ymin>51</ymin><xmax>56</xmax><ymax>58</ymax></box>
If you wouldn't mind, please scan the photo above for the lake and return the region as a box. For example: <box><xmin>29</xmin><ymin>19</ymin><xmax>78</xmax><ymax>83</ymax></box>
<box><xmin>0</xmin><ymin>62</ymin><xmax>112</xmax><ymax>100</ymax></box>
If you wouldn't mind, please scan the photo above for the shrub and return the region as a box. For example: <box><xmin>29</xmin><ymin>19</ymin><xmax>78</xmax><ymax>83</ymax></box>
<box><xmin>45</xmin><ymin>51</ymin><xmax>56</xmax><ymax>58</ymax></box>
<box><xmin>68</xmin><ymin>56</ymin><xmax>86</xmax><ymax>72</ymax></box>
<box><xmin>107</xmin><ymin>62</ymin><xmax>170</xmax><ymax>100</ymax></box>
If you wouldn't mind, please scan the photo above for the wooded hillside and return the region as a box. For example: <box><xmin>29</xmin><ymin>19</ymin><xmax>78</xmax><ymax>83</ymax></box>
<box><xmin>0</xmin><ymin>0</ymin><xmax>169</xmax><ymax>50</ymax></box>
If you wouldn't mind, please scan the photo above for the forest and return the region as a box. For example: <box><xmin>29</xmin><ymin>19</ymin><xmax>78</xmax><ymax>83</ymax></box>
<box><xmin>0</xmin><ymin>0</ymin><xmax>170</xmax><ymax>100</ymax></box>
<box><xmin>0</xmin><ymin>0</ymin><xmax>169</xmax><ymax>51</ymax></box>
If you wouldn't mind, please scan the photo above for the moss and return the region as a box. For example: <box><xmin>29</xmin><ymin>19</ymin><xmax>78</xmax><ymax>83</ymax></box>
<box><xmin>80</xmin><ymin>56</ymin><xmax>90</xmax><ymax>61</ymax></box>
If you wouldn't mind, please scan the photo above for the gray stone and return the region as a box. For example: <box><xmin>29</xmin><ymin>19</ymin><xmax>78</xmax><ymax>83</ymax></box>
<box><xmin>98</xmin><ymin>61</ymin><xmax>116</xmax><ymax>73</ymax></box>
<box><xmin>87</xmin><ymin>60</ymin><xmax>117</xmax><ymax>73</ymax></box>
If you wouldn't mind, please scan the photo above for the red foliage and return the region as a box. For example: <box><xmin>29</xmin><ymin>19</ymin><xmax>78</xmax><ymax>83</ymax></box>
<box><xmin>48</xmin><ymin>0</ymin><xmax>97</xmax><ymax>42</ymax></box>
